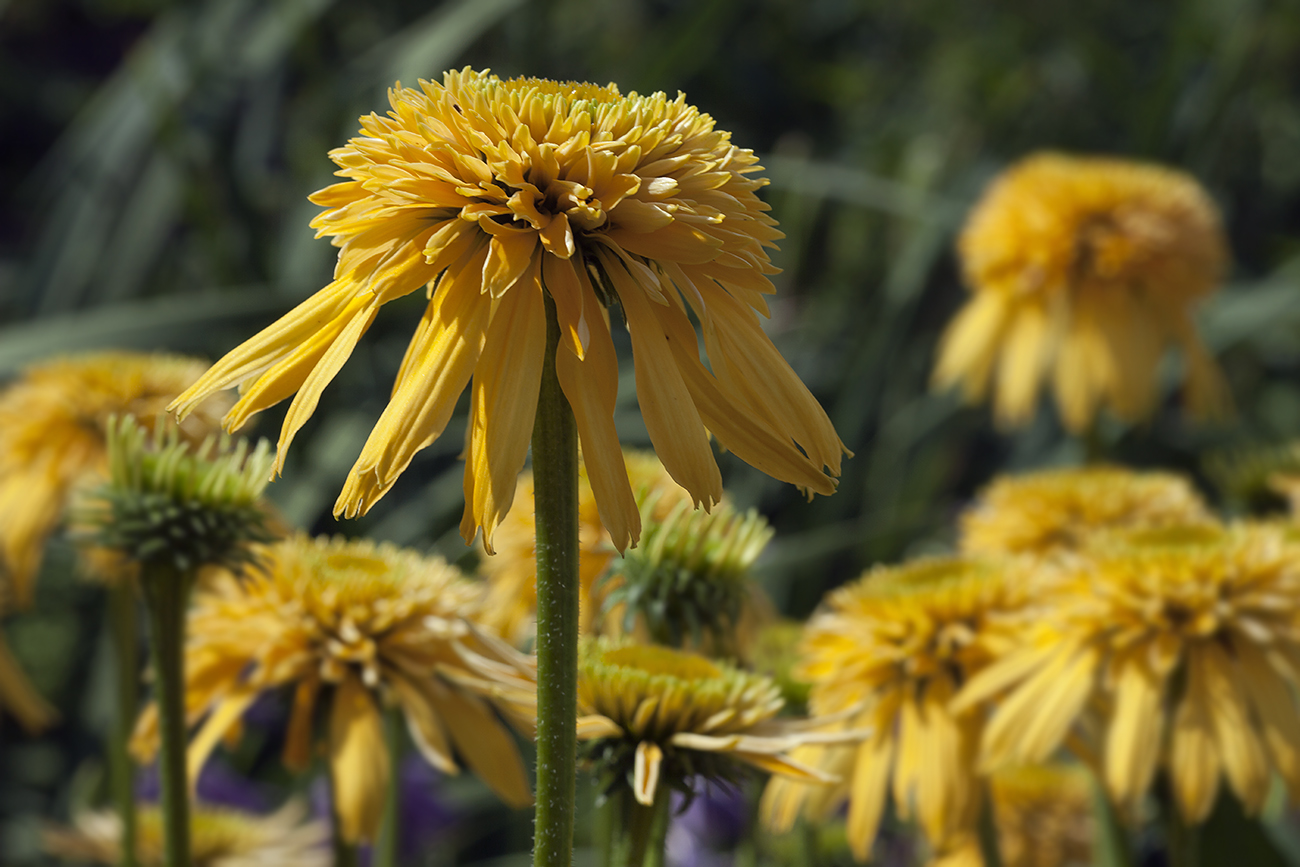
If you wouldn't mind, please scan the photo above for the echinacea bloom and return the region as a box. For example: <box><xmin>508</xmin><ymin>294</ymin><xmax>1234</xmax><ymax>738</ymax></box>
<box><xmin>131</xmin><ymin>534</ymin><xmax>531</xmax><ymax>843</ymax></box>
<box><xmin>459</xmin><ymin>636</ymin><xmax>861</xmax><ymax>807</ymax></box>
<box><xmin>960</xmin><ymin>466</ymin><xmax>1212</xmax><ymax>558</ymax></box>
<box><xmin>957</xmin><ymin>523</ymin><xmax>1300</xmax><ymax>822</ymax></box>
<box><xmin>480</xmin><ymin>450</ymin><xmax>691</xmax><ymax>645</ymax></box>
<box><xmin>933</xmin><ymin>152</ymin><xmax>1230</xmax><ymax>432</ymax></box>
<box><xmin>169</xmin><ymin>67</ymin><xmax>847</xmax><ymax>553</ymax></box>
<box><xmin>0</xmin><ymin>352</ymin><xmax>230</xmax><ymax>606</ymax></box>
<box><xmin>761</xmin><ymin>557</ymin><xmax>1033</xmax><ymax>862</ymax></box>
<box><xmin>44</xmin><ymin>801</ymin><xmax>329</xmax><ymax>867</ymax></box>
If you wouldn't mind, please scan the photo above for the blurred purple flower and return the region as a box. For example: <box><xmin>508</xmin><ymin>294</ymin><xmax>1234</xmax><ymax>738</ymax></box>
<box><xmin>666</xmin><ymin>778</ymin><xmax>749</xmax><ymax>867</ymax></box>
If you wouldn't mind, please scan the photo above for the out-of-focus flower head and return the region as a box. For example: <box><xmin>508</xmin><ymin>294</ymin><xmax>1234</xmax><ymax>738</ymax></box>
<box><xmin>933</xmin><ymin>152</ymin><xmax>1230</xmax><ymax>432</ymax></box>
<box><xmin>958</xmin><ymin>523</ymin><xmax>1300</xmax><ymax>823</ymax></box>
<box><xmin>44</xmin><ymin>801</ymin><xmax>329</xmax><ymax>867</ymax></box>
<box><xmin>1204</xmin><ymin>440</ymin><xmax>1300</xmax><ymax>516</ymax></box>
<box><xmin>960</xmin><ymin>465</ymin><xmax>1212</xmax><ymax>558</ymax></box>
<box><xmin>170</xmin><ymin>67</ymin><xmax>848</xmax><ymax>555</ymax></box>
<box><xmin>479</xmin><ymin>449</ymin><xmax>692</xmax><ymax>645</ymax></box>
<box><xmin>0</xmin><ymin>352</ymin><xmax>230</xmax><ymax>605</ymax></box>
<box><xmin>762</xmin><ymin>556</ymin><xmax>1034</xmax><ymax>862</ymax></box>
<box><xmin>131</xmin><ymin>534</ymin><xmax>531</xmax><ymax>843</ymax></box>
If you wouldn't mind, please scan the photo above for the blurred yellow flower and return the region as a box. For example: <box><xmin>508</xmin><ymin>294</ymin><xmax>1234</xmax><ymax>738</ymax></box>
<box><xmin>170</xmin><ymin>68</ymin><xmax>847</xmax><ymax>552</ymax></box>
<box><xmin>0</xmin><ymin>352</ymin><xmax>229</xmax><ymax>606</ymax></box>
<box><xmin>479</xmin><ymin>450</ymin><xmax>690</xmax><ymax>645</ymax></box>
<box><xmin>131</xmin><ymin>534</ymin><xmax>531</xmax><ymax>843</ymax></box>
<box><xmin>762</xmin><ymin>557</ymin><xmax>1033</xmax><ymax>861</ymax></box>
<box><xmin>933</xmin><ymin>152</ymin><xmax>1229</xmax><ymax>431</ymax></box>
<box><xmin>45</xmin><ymin>801</ymin><xmax>329</xmax><ymax>867</ymax></box>
<box><xmin>960</xmin><ymin>465</ymin><xmax>1212</xmax><ymax>558</ymax></box>
<box><xmin>958</xmin><ymin>523</ymin><xmax>1300</xmax><ymax>823</ymax></box>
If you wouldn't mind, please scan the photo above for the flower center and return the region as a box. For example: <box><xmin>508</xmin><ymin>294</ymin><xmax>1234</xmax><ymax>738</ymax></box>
<box><xmin>325</xmin><ymin>552</ymin><xmax>391</xmax><ymax>576</ymax></box>
<box><xmin>602</xmin><ymin>645</ymin><xmax>722</xmax><ymax>681</ymax></box>
<box><xmin>495</xmin><ymin>76</ymin><xmax>622</xmax><ymax>106</ymax></box>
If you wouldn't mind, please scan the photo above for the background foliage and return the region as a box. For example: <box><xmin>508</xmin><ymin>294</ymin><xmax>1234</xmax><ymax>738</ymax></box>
<box><xmin>3</xmin><ymin>0</ymin><xmax>1300</xmax><ymax>863</ymax></box>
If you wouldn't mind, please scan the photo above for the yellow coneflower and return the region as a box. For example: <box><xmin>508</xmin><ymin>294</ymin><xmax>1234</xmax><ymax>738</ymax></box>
<box><xmin>0</xmin><ymin>352</ymin><xmax>230</xmax><ymax>606</ymax></box>
<box><xmin>45</xmin><ymin>801</ymin><xmax>329</xmax><ymax>867</ymax></box>
<box><xmin>960</xmin><ymin>465</ymin><xmax>1212</xmax><ymax>558</ymax></box>
<box><xmin>131</xmin><ymin>534</ymin><xmax>532</xmax><ymax>843</ymax></box>
<box><xmin>479</xmin><ymin>450</ymin><xmax>692</xmax><ymax>645</ymax></box>
<box><xmin>933</xmin><ymin>152</ymin><xmax>1230</xmax><ymax>432</ymax></box>
<box><xmin>958</xmin><ymin>523</ymin><xmax>1300</xmax><ymax>822</ymax></box>
<box><xmin>458</xmin><ymin>635</ymin><xmax>858</xmax><ymax>805</ymax></box>
<box><xmin>169</xmin><ymin>67</ymin><xmax>847</xmax><ymax>552</ymax></box>
<box><xmin>761</xmin><ymin>557</ymin><xmax>1033</xmax><ymax>862</ymax></box>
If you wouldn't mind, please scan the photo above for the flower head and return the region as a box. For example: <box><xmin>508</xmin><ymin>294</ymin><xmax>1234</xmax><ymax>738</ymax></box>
<box><xmin>44</xmin><ymin>801</ymin><xmax>329</xmax><ymax>867</ymax></box>
<box><xmin>479</xmin><ymin>450</ymin><xmax>692</xmax><ymax>645</ymax></box>
<box><xmin>959</xmin><ymin>523</ymin><xmax>1300</xmax><ymax>822</ymax></box>
<box><xmin>83</xmin><ymin>415</ymin><xmax>277</xmax><ymax>574</ymax></box>
<box><xmin>761</xmin><ymin>556</ymin><xmax>1033</xmax><ymax>861</ymax></box>
<box><xmin>170</xmin><ymin>68</ymin><xmax>846</xmax><ymax>553</ymax></box>
<box><xmin>0</xmin><ymin>352</ymin><xmax>229</xmax><ymax>605</ymax></box>
<box><xmin>933</xmin><ymin>152</ymin><xmax>1230</xmax><ymax>431</ymax></box>
<box><xmin>960</xmin><ymin>465</ymin><xmax>1212</xmax><ymax>558</ymax></box>
<box><xmin>131</xmin><ymin>534</ymin><xmax>531</xmax><ymax>843</ymax></box>
<box><xmin>462</xmin><ymin>635</ymin><xmax>857</xmax><ymax>806</ymax></box>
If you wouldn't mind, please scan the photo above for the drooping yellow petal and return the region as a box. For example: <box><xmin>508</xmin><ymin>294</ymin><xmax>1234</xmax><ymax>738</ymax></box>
<box><xmin>336</xmin><ymin>245</ymin><xmax>492</xmax><ymax>518</ymax></box>
<box><xmin>282</xmin><ymin>678</ymin><xmax>319</xmax><ymax>772</ymax></box>
<box><xmin>634</xmin><ymin>740</ymin><xmax>664</xmax><ymax>805</ymax></box>
<box><xmin>460</xmin><ymin>254</ymin><xmax>546</xmax><ymax>550</ymax></box>
<box><xmin>1236</xmin><ymin>641</ymin><xmax>1300</xmax><ymax>801</ymax></box>
<box><xmin>187</xmin><ymin>692</ymin><xmax>257</xmax><ymax>790</ymax></box>
<box><xmin>1198</xmin><ymin>643</ymin><xmax>1269</xmax><ymax>812</ymax></box>
<box><xmin>428</xmin><ymin>678</ymin><xmax>533</xmax><ymax>808</ymax></box>
<box><xmin>328</xmin><ymin>676</ymin><xmax>389</xmax><ymax>843</ymax></box>
<box><xmin>1104</xmin><ymin>656</ymin><xmax>1164</xmax><ymax>815</ymax></box>
<box><xmin>1170</xmin><ymin>651</ymin><xmax>1221</xmax><ymax>822</ymax></box>
<box><xmin>388</xmin><ymin>671</ymin><xmax>458</xmax><ymax>775</ymax></box>
<box><xmin>846</xmin><ymin>733</ymin><xmax>895</xmax><ymax>863</ymax></box>
<box><xmin>603</xmin><ymin>249</ymin><xmax>722</xmax><ymax>508</ymax></box>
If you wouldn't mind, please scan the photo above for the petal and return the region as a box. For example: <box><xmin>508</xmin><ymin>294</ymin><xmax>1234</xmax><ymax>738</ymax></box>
<box><xmin>994</xmin><ymin>302</ymin><xmax>1051</xmax><ymax>427</ymax></box>
<box><xmin>187</xmin><ymin>692</ymin><xmax>257</xmax><ymax>790</ymax></box>
<box><xmin>336</xmin><ymin>244</ymin><xmax>492</xmax><ymax>518</ymax></box>
<box><xmin>554</xmin><ymin>262</ymin><xmax>640</xmax><ymax>551</ymax></box>
<box><xmin>542</xmin><ymin>252</ymin><xmax>587</xmax><ymax>359</ymax></box>
<box><xmin>605</xmin><ymin>221</ymin><xmax>723</xmax><ymax>264</ymax></box>
<box><xmin>577</xmin><ymin>714</ymin><xmax>624</xmax><ymax>740</ymax></box>
<box><xmin>282</xmin><ymin>678</ymin><xmax>320</xmax><ymax>772</ymax></box>
<box><xmin>480</xmin><ymin>222</ymin><xmax>539</xmax><ymax>298</ymax></box>
<box><xmin>1236</xmin><ymin>641</ymin><xmax>1300</xmax><ymax>801</ymax></box>
<box><xmin>846</xmin><ymin>732</ymin><xmax>895</xmax><ymax>863</ymax></box>
<box><xmin>459</xmin><ymin>254</ymin><xmax>547</xmax><ymax>551</ymax></box>
<box><xmin>634</xmin><ymin>740</ymin><xmax>664</xmax><ymax>806</ymax></box>
<box><xmin>328</xmin><ymin>677</ymin><xmax>389</xmax><ymax>843</ymax></box>
<box><xmin>931</xmin><ymin>291</ymin><xmax>1009</xmax><ymax>402</ymax></box>
<box><xmin>389</xmin><ymin>671</ymin><xmax>458</xmax><ymax>774</ymax></box>
<box><xmin>1200</xmin><ymin>643</ymin><xmax>1269</xmax><ymax>812</ymax></box>
<box><xmin>428</xmin><ymin>678</ymin><xmax>533</xmax><ymax>808</ymax></box>
<box><xmin>1170</xmin><ymin>651</ymin><xmax>1221</xmax><ymax>822</ymax></box>
<box><xmin>602</xmin><ymin>249</ymin><xmax>722</xmax><ymax>508</ymax></box>
<box><xmin>980</xmin><ymin>640</ymin><xmax>1099</xmax><ymax>769</ymax></box>
<box><xmin>1104</xmin><ymin>657</ymin><xmax>1164</xmax><ymax>817</ymax></box>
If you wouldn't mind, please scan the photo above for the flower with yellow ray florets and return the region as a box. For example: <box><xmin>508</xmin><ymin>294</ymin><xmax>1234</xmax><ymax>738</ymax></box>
<box><xmin>45</xmin><ymin>801</ymin><xmax>329</xmax><ymax>867</ymax></box>
<box><xmin>0</xmin><ymin>352</ymin><xmax>230</xmax><ymax>606</ymax></box>
<box><xmin>479</xmin><ymin>450</ymin><xmax>692</xmax><ymax>645</ymax></box>
<box><xmin>461</xmin><ymin>636</ymin><xmax>860</xmax><ymax>806</ymax></box>
<box><xmin>933</xmin><ymin>152</ymin><xmax>1230</xmax><ymax>431</ymax></box>
<box><xmin>169</xmin><ymin>67</ymin><xmax>847</xmax><ymax>553</ymax></box>
<box><xmin>957</xmin><ymin>523</ymin><xmax>1300</xmax><ymax>823</ymax></box>
<box><xmin>960</xmin><ymin>465</ymin><xmax>1212</xmax><ymax>558</ymax></box>
<box><xmin>131</xmin><ymin>534</ymin><xmax>532</xmax><ymax>843</ymax></box>
<box><xmin>761</xmin><ymin>556</ymin><xmax>1034</xmax><ymax>862</ymax></box>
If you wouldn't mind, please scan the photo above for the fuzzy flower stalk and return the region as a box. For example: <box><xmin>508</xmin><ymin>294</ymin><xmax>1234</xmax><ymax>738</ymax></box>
<box><xmin>957</xmin><ymin>523</ymin><xmax>1300</xmax><ymax>825</ymax></box>
<box><xmin>168</xmin><ymin>67</ymin><xmax>847</xmax><ymax>867</ymax></box>
<box><xmin>85</xmin><ymin>415</ymin><xmax>275</xmax><ymax>867</ymax></box>
<box><xmin>933</xmin><ymin>152</ymin><xmax>1230</xmax><ymax>432</ymax></box>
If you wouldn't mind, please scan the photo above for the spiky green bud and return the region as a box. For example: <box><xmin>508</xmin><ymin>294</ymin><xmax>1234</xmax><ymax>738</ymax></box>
<box><xmin>83</xmin><ymin>415</ymin><xmax>276</xmax><ymax>574</ymax></box>
<box><xmin>600</xmin><ymin>499</ymin><xmax>773</xmax><ymax>655</ymax></box>
<box><xmin>1204</xmin><ymin>440</ymin><xmax>1300</xmax><ymax>514</ymax></box>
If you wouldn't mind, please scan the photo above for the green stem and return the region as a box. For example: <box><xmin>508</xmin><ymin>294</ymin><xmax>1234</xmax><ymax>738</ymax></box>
<box><xmin>1166</xmin><ymin>802</ymin><xmax>1201</xmax><ymax>867</ymax></box>
<box><xmin>531</xmin><ymin>292</ymin><xmax>581</xmax><ymax>867</ymax></box>
<box><xmin>1090</xmin><ymin>773</ymin><xmax>1135</xmax><ymax>867</ymax></box>
<box><xmin>140</xmin><ymin>562</ymin><xmax>193</xmax><ymax>867</ymax></box>
<box><xmin>608</xmin><ymin>785</ymin><xmax>671</xmax><ymax>867</ymax></box>
<box><xmin>977</xmin><ymin>785</ymin><xmax>1005</xmax><ymax>867</ymax></box>
<box><xmin>374</xmin><ymin>707</ymin><xmax>403</xmax><ymax>867</ymax></box>
<box><xmin>109</xmin><ymin>583</ymin><xmax>140</xmax><ymax>867</ymax></box>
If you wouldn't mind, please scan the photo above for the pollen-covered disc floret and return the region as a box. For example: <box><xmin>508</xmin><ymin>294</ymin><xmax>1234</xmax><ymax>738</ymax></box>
<box><xmin>761</xmin><ymin>556</ymin><xmax>1034</xmax><ymax>861</ymax></box>
<box><xmin>44</xmin><ymin>801</ymin><xmax>329</xmax><ymax>867</ymax></box>
<box><xmin>600</xmin><ymin>497</ymin><xmax>774</xmax><ymax>656</ymax></box>
<box><xmin>960</xmin><ymin>465</ymin><xmax>1212</xmax><ymax>558</ymax></box>
<box><xmin>933</xmin><ymin>152</ymin><xmax>1230</xmax><ymax>431</ymax></box>
<box><xmin>959</xmin><ymin>523</ymin><xmax>1300</xmax><ymax>823</ymax></box>
<box><xmin>169</xmin><ymin>67</ymin><xmax>847</xmax><ymax>554</ymax></box>
<box><xmin>0</xmin><ymin>352</ymin><xmax>230</xmax><ymax>605</ymax></box>
<box><xmin>130</xmin><ymin>534</ymin><xmax>531</xmax><ymax>843</ymax></box>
